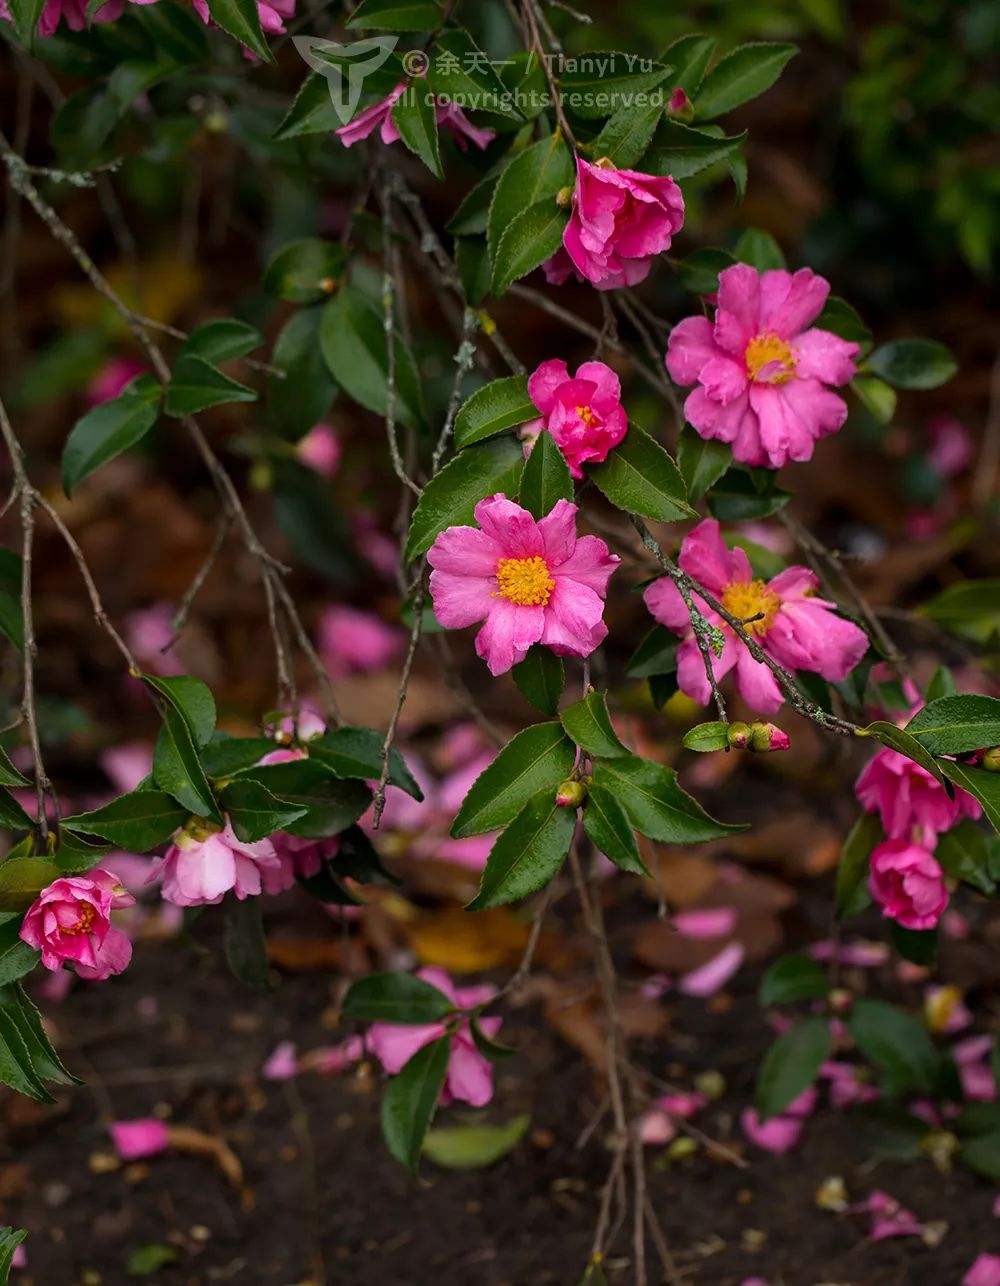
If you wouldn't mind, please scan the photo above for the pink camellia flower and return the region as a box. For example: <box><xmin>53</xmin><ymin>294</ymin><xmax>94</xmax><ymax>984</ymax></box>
<box><xmin>644</xmin><ymin>518</ymin><xmax>867</xmax><ymax>714</ymax></box>
<box><xmin>109</xmin><ymin>1118</ymin><xmax>170</xmax><ymax>1160</ymax></box>
<box><xmin>666</xmin><ymin>263</ymin><xmax>859</xmax><ymax>469</ymax></box>
<box><xmin>367</xmin><ymin>967</ymin><xmax>501</xmax><ymax>1108</ymax></box>
<box><xmin>154</xmin><ymin>820</ymin><xmax>282</xmax><ymax>907</ymax></box>
<box><xmin>335</xmin><ymin>84</ymin><xmax>494</xmax><ymax>152</ymax></box>
<box><xmin>856</xmin><ymin>730</ymin><xmax>981</xmax><ymax>842</ymax></box>
<box><xmin>317</xmin><ymin>605</ymin><xmax>403</xmax><ymax>677</ymax></box>
<box><xmin>86</xmin><ymin>356</ymin><xmax>145</xmax><ymax>407</ymax></box>
<box><xmin>741</xmin><ymin>1086</ymin><xmax>817</xmax><ymax>1155</ymax></box>
<box><xmin>262</xmin><ymin>832</ymin><xmax>340</xmax><ymax>894</ymax></box>
<box><xmin>524</xmin><ymin>359</ymin><xmax>628</xmax><ymax>477</ymax></box>
<box><xmin>20</xmin><ymin>870</ymin><xmax>134</xmax><ymax>981</ymax></box>
<box><xmin>428</xmin><ymin>495</ymin><xmax>620</xmax><ymax>677</ymax></box>
<box><xmin>0</xmin><ymin>0</ymin><xmax>121</xmax><ymax>35</ymax></box>
<box><xmin>868</xmin><ymin>838</ymin><xmax>948</xmax><ymax>930</ymax></box>
<box><xmin>296</xmin><ymin>423</ymin><xmax>341</xmax><ymax>478</ymax></box>
<box><xmin>965</xmin><ymin>1255</ymin><xmax>1000</xmax><ymax>1286</ymax></box>
<box><xmin>546</xmin><ymin>156</ymin><xmax>684</xmax><ymax>291</ymax></box>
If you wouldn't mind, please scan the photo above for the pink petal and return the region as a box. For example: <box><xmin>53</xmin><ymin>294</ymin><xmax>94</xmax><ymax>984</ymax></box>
<box><xmin>673</xmin><ymin>907</ymin><xmax>737</xmax><ymax>939</ymax></box>
<box><xmin>475</xmin><ymin>599</ymin><xmax>545</xmax><ymax>675</ymax></box>
<box><xmin>679</xmin><ymin>942</ymin><xmax>745</xmax><ymax>996</ymax></box>
<box><xmin>528</xmin><ymin>359</ymin><xmax>571</xmax><ymax>416</ymax></box>
<box><xmin>473</xmin><ymin>494</ymin><xmax>543</xmax><ymax>558</ymax></box>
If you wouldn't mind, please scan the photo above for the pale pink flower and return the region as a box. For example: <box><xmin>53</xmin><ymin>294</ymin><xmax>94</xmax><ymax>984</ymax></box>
<box><xmin>428</xmin><ymin>495</ymin><xmax>619</xmax><ymax>677</ymax></box>
<box><xmin>263</xmin><ymin>1040</ymin><xmax>299</xmax><ymax>1081</ymax></box>
<box><xmin>551</xmin><ymin>156</ymin><xmax>684</xmax><ymax>291</ymax></box>
<box><xmin>965</xmin><ymin>1255</ymin><xmax>1000</xmax><ymax>1286</ymax></box>
<box><xmin>317</xmin><ymin>605</ymin><xmax>403</xmax><ymax>677</ymax></box>
<box><xmin>644</xmin><ymin>519</ymin><xmax>867</xmax><ymax>714</ymax></box>
<box><xmin>868</xmin><ymin>838</ymin><xmax>948</xmax><ymax>930</ymax></box>
<box><xmin>20</xmin><ymin>870</ymin><xmax>134</xmax><ymax>981</ymax></box>
<box><xmin>109</xmin><ymin>1118</ymin><xmax>170</xmax><ymax>1159</ymax></box>
<box><xmin>666</xmin><ymin>264</ymin><xmax>859</xmax><ymax>468</ymax></box>
<box><xmin>296</xmin><ymin>423</ymin><xmax>341</xmax><ymax>478</ymax></box>
<box><xmin>367</xmin><ymin>967</ymin><xmax>500</xmax><ymax>1108</ymax></box>
<box><xmin>678</xmin><ymin>942</ymin><xmax>745</xmax><ymax>997</ymax></box>
<box><xmin>11</xmin><ymin>1245</ymin><xmax>25</xmax><ymax>1270</ymax></box>
<box><xmin>335</xmin><ymin>83</ymin><xmax>494</xmax><ymax>151</ymax></box>
<box><xmin>741</xmin><ymin>1087</ymin><xmax>816</xmax><ymax>1154</ymax></box>
<box><xmin>264</xmin><ymin>832</ymin><xmax>340</xmax><ymax>892</ymax></box>
<box><xmin>155</xmin><ymin>820</ymin><xmax>281</xmax><ymax>907</ymax></box>
<box><xmin>524</xmin><ymin>359</ymin><xmax>628</xmax><ymax>477</ymax></box>
<box><xmin>124</xmin><ymin>603</ymin><xmax>183</xmax><ymax>677</ymax></box>
<box><xmin>86</xmin><ymin>356</ymin><xmax>145</xmax><ymax>407</ymax></box>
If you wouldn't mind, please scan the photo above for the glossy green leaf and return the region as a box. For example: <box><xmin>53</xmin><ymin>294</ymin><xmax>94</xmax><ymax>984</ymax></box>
<box><xmin>851</xmin><ymin>375</ymin><xmax>896</xmax><ymax>425</ymax></box>
<box><xmin>266</xmin><ymin>306</ymin><xmax>337</xmax><ymax>440</ymax></box>
<box><xmin>0</xmin><ymin>791</ymin><xmax>33</xmax><ymax>834</ymax></box>
<box><xmin>273</xmin><ymin>72</ymin><xmax>345</xmax><ymax>140</ymax></box>
<box><xmin>625</xmin><ymin>625</ymin><xmax>678</xmax><ymax>679</ymax></box>
<box><xmin>519</xmin><ymin>431</ymin><xmax>573</xmax><ymax>519</ymax></box>
<box><xmin>756</xmin><ymin>1016</ymin><xmax>829</xmax><ymax>1119</ymax></box>
<box><xmin>428</xmin><ymin>27</ymin><xmax>521</xmax><ymax>120</ymax></box>
<box><xmin>224</xmin><ymin>895</ymin><xmax>269</xmax><ymax>990</ymax></box>
<box><xmin>307</xmin><ymin>727</ymin><xmax>423</xmax><ymax>800</ymax></box>
<box><xmin>557</xmin><ymin>51</ymin><xmax>672</xmax><ymax>119</ymax></box>
<box><xmin>591</xmin><ymin>754</ymin><xmax>743</xmax><ymax>843</ymax></box>
<box><xmin>560</xmin><ymin>691</ymin><xmax>628</xmax><ymax>758</ymax></box>
<box><xmin>835</xmin><ymin>811</ymin><xmax>882</xmax><ymax>918</ymax></box>
<box><xmin>451</xmin><ymin>722</ymin><xmax>575</xmax><ymax>838</ymax></box>
<box><xmin>391</xmin><ymin>84</ymin><xmax>443</xmax><ymax>179</ymax></box>
<box><xmin>492</xmin><ymin>200</ymin><xmax>570</xmax><ymax>295</ymax></box>
<box><xmin>940</xmin><ymin>761</ymin><xmax>1000</xmax><ymax>834</ymax></box>
<box><xmin>239</xmin><ymin>761</ymin><xmax>371</xmax><ymax>838</ymax></box>
<box><xmin>734</xmin><ymin>227</ymin><xmax>786</xmax><ymax>271</ymax></box>
<box><xmin>0</xmin><ymin>550</ymin><xmax>23</xmax><ymax>652</ymax></box>
<box><xmin>863</xmin><ymin>721</ymin><xmax>948</xmax><ymax>790</ymax></box>
<box><xmin>663</xmin><ymin>33</ymin><xmax>716</xmax><ymax>95</ymax></box>
<box><xmin>487</xmin><ymin>134</ymin><xmax>573</xmax><ymax>263</ymax></box>
<box><xmin>512</xmin><ymin>647</ymin><xmax>565</xmax><ymax>716</ymax></box>
<box><xmin>849</xmin><ymin>998</ymin><xmax>939</xmax><ymax>1097</ymax></box>
<box><xmin>153</xmin><ymin>710</ymin><xmax>220</xmax><ymax>822</ymax></box>
<box><xmin>343</xmin><ymin>971</ymin><xmax>454</xmax><ymax>1024</ymax></box>
<box><xmin>935</xmin><ymin>820</ymin><xmax>996</xmax><ymax>896</ymax></box>
<box><xmin>453</xmin><ymin>375</ymin><xmax>534</xmax><ymax>449</ymax></box>
<box><xmin>867</xmin><ymin>338</ymin><xmax>957</xmax><ymax>390</ymax></box>
<box><xmin>180</xmin><ymin>319</ymin><xmax>262</xmax><ymax>365</ymax></box>
<box><xmin>675</xmin><ymin>248</ymin><xmax>736</xmax><ymax>296</ymax></box>
<box><xmin>0</xmin><ymin>921</ymin><xmax>38</xmax><ymax>990</ymax></box>
<box><xmin>263</xmin><ymin>239</ymin><xmax>346</xmax><ymax>305</ymax></box>
<box><xmin>676</xmin><ymin>427</ymin><xmax>731</xmax><ymax>502</ymax></box>
<box><xmin>62</xmin><ymin>790</ymin><xmax>188</xmax><ymax>853</ymax></box>
<box><xmin>589</xmin><ymin>427</ymin><xmax>693</xmax><ymax>523</ymax></box>
<box><xmin>61</xmin><ymin>375</ymin><xmax>162</xmax><ymax>496</ymax></box>
<box><xmin>682</xmin><ymin>721</ymin><xmax>729</xmax><ymax>752</ymax></box>
<box><xmin>643</xmin><ymin>120</ymin><xmax>746</xmax><ymax>179</ymax></box>
<box><xmin>758</xmin><ymin>954</ymin><xmax>828</xmax><ymax>1007</ymax></box>
<box><xmin>142</xmin><ymin>674</ymin><xmax>216</xmax><ymax>747</ymax></box>
<box><xmin>920</xmin><ymin>580</ymin><xmax>1000</xmax><ymax>644</ymax></box>
<box><xmin>164</xmin><ymin>355</ymin><xmax>256</xmax><ymax>418</ymax></box>
<box><xmin>587</xmin><ymin>98</ymin><xmax>664</xmax><ymax>169</ymax></box>
<box><xmin>582</xmin><ymin>784</ymin><xmax>646</xmax><ymax>874</ymax></box>
<box><xmin>694</xmin><ymin>42</ymin><xmax>798</xmax><ymax>120</ymax></box>
<box><xmin>348</xmin><ymin>0</ymin><xmax>441</xmax><ymax>29</ymax></box>
<box><xmin>381</xmin><ymin>1034</ymin><xmax>450</xmax><ymax>1172</ymax></box>
<box><xmin>0</xmin><ymin>858</ymin><xmax>61</xmax><ymax>912</ymax></box>
<box><xmin>205</xmin><ymin>0</ymin><xmax>271</xmax><ymax>60</ymax></box>
<box><xmin>423</xmin><ymin>1114</ymin><xmax>530</xmax><ymax>1170</ymax></box>
<box><xmin>467</xmin><ymin>789</ymin><xmax>575</xmax><ymax>909</ymax></box>
<box><xmin>707</xmin><ymin>468</ymin><xmax>790</xmax><ymax>520</ymax></box>
<box><xmin>0</xmin><ymin>748</ymin><xmax>29</xmax><ymax>790</ymax></box>
<box><xmin>219</xmin><ymin>779</ymin><xmax>308</xmax><ymax>843</ymax></box>
<box><xmin>904</xmin><ymin>694</ymin><xmax>1000</xmax><ymax>756</ymax></box>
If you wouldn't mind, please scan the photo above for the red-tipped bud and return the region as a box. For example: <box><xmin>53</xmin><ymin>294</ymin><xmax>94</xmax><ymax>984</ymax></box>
<box><xmin>667</xmin><ymin>87</ymin><xmax>692</xmax><ymax>117</ymax></box>
<box><xmin>726</xmin><ymin>721</ymin><xmax>752</xmax><ymax>749</ymax></box>
<box><xmin>555</xmin><ymin>779</ymin><xmax>587</xmax><ymax>808</ymax></box>
<box><xmin>749</xmin><ymin>722</ymin><xmax>790</xmax><ymax>753</ymax></box>
<box><xmin>982</xmin><ymin>747</ymin><xmax>1000</xmax><ymax>773</ymax></box>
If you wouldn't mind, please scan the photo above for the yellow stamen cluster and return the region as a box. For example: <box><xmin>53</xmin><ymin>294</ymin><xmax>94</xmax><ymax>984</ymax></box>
<box><xmin>744</xmin><ymin>333</ymin><xmax>796</xmax><ymax>384</ymax></box>
<box><xmin>721</xmin><ymin>579</ymin><xmax>781</xmax><ymax>637</ymax></box>
<box><xmin>64</xmin><ymin>902</ymin><xmax>96</xmax><ymax>937</ymax></box>
<box><xmin>494</xmin><ymin>556</ymin><xmax>555</xmax><ymax>607</ymax></box>
<box><xmin>575</xmin><ymin>404</ymin><xmax>599</xmax><ymax>426</ymax></box>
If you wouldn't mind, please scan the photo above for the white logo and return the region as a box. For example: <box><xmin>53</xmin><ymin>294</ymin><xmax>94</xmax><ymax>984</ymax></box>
<box><xmin>293</xmin><ymin>35</ymin><xmax>399</xmax><ymax>125</ymax></box>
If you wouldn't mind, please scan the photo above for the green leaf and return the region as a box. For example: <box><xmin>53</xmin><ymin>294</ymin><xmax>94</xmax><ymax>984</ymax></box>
<box><xmin>223</xmin><ymin>896</ymin><xmax>269</xmax><ymax>990</ymax></box>
<box><xmin>467</xmin><ymin>789</ymin><xmax>575</xmax><ymax>909</ymax></box>
<box><xmin>591</xmin><ymin>754</ymin><xmax>744</xmax><ymax>843</ymax></box>
<box><xmin>816</xmin><ymin>295</ymin><xmax>872</xmax><ymax>352</ymax></box>
<box><xmin>0</xmin><ymin>747</ymin><xmax>29</xmax><ymax>790</ymax></box>
<box><xmin>451</xmin><ymin>722</ymin><xmax>575</xmax><ymax>839</ymax></box>
<box><xmin>343</xmin><ymin>971</ymin><xmax>454</xmax><ymax>1024</ymax></box>
<box><xmin>492</xmin><ymin>200</ymin><xmax>570</xmax><ymax>295</ymax></box>
<box><xmin>755</xmin><ymin>1016</ymin><xmax>829</xmax><ymax>1119</ymax></box>
<box><xmin>180</xmin><ymin>319</ymin><xmax>262</xmax><ymax>365</ymax></box>
<box><xmin>273</xmin><ymin>72</ymin><xmax>345</xmax><ymax>140</ymax></box>
<box><xmin>307</xmin><ymin>728</ymin><xmax>423</xmax><ymax>800</ymax></box>
<box><xmin>694</xmin><ymin>42</ymin><xmax>798</xmax><ymax>120</ymax></box>
<box><xmin>142</xmin><ymin>674</ymin><xmax>216</xmax><ymax>747</ymax></box>
<box><xmin>201</xmin><ymin>734</ymin><xmax>279</xmax><ymax>778</ymax></box>
<box><xmin>863</xmin><ymin>721</ymin><xmax>949</xmax><ymax>790</ymax></box>
<box><xmin>6</xmin><ymin>0</ymin><xmax>44</xmax><ymax>44</ymax></box>
<box><xmin>676</xmin><ymin>427</ymin><xmax>731</xmax><ymax>502</ymax></box>
<box><xmin>835</xmin><ymin>811</ymin><xmax>882</xmax><ymax>918</ymax></box>
<box><xmin>519</xmin><ymin>432</ymin><xmax>573</xmax><ymax>519</ymax></box>
<box><xmin>164</xmin><ymin>355</ymin><xmax>256</xmax><ymax>418</ymax></box>
<box><xmin>663</xmin><ymin>33</ymin><xmax>717</xmax><ymax>95</ymax></box>
<box><xmin>455</xmin><ymin>237</ymin><xmax>492</xmax><ymax>307</ymax></box>
<box><xmin>348</xmin><ymin>0</ymin><xmax>441</xmax><ymax>29</ymax></box>
<box><xmin>935</xmin><ymin>820</ymin><xmax>996</xmax><ymax>895</ymax></box>
<box><xmin>940</xmin><ymin>761</ymin><xmax>1000</xmax><ymax>834</ymax></box>
<box><xmin>62</xmin><ymin>790</ymin><xmax>188</xmax><ymax>853</ymax></box>
<box><xmin>487</xmin><ymin>134</ymin><xmax>573</xmax><ymax>264</ymax></box>
<box><xmin>470</xmin><ymin>1017</ymin><xmax>515</xmax><ymax>1062</ymax></box>
<box><xmin>428</xmin><ymin>27</ymin><xmax>522</xmax><ymax>121</ymax></box>
<box><xmin>866</xmin><ymin>338</ymin><xmax>957</xmax><ymax>390</ymax></box>
<box><xmin>320</xmin><ymin>285</ymin><xmax>425</xmax><ymax>431</ymax></box>
<box><xmin>238</xmin><ymin>762</ymin><xmax>371</xmax><ymax>838</ymax></box>
<box><xmin>849</xmin><ymin>998</ymin><xmax>939</xmax><ymax>1097</ymax></box>
<box><xmin>266</xmin><ymin>307</ymin><xmax>337</xmax><ymax>440</ymax></box>
<box><xmin>403</xmin><ymin>435</ymin><xmax>523</xmax><ymax>562</ymax></box>
<box><xmin>925</xmin><ymin>666</ymin><xmax>957</xmax><ymax>703</ymax></box>
<box><xmin>391</xmin><ymin>84</ymin><xmax>443</xmax><ymax>179</ymax></box>
<box><xmin>560</xmin><ymin>691</ymin><xmax>628</xmax><ymax>758</ymax></box>
<box><xmin>682</xmin><ymin>721</ymin><xmax>729</xmax><ymax>752</ymax></box>
<box><xmin>920</xmin><ymin>580</ymin><xmax>1000</xmax><ymax>645</ymax></box>
<box><xmin>734</xmin><ymin>227</ymin><xmax>786</xmax><ymax>271</ymax></box>
<box><xmin>381</xmin><ymin>1034</ymin><xmax>451</xmax><ymax>1172</ymax></box>
<box><xmin>0</xmin><ymin>791</ymin><xmax>32</xmax><ymax>835</ymax></box>
<box><xmin>851</xmin><ymin>376</ymin><xmax>896</xmax><ymax>425</ymax></box>
<box><xmin>590</xmin><ymin>427</ymin><xmax>693</xmax><ymax>523</ymax></box>
<box><xmin>512</xmin><ymin>646</ymin><xmax>565</xmax><ymax>716</ymax></box>
<box><xmin>758</xmin><ymin>954</ymin><xmax>828</xmax><ymax>1007</ymax></box>
<box><xmin>0</xmin><ymin>990</ymin><xmax>52</xmax><ymax>1101</ymax></box>
<box><xmin>0</xmin><ymin>1227</ymin><xmax>27</xmax><ymax>1281</ymax></box>
<box><xmin>625</xmin><ymin>625</ymin><xmax>678</xmax><ymax>679</ymax></box>
<box><xmin>61</xmin><ymin>374</ymin><xmax>162</xmax><ymax>496</ymax></box>
<box><xmin>588</xmin><ymin>98</ymin><xmax>664</xmax><ymax>169</ymax></box>
<box><xmin>707</xmin><ymin>468</ymin><xmax>790</xmax><ymax>520</ymax></box>
<box><xmin>0</xmin><ymin>550</ymin><xmax>23</xmax><ymax>652</ymax></box>
<box><xmin>52</xmin><ymin>830</ymin><xmax>111</xmax><ymax>875</ymax></box>
<box><xmin>0</xmin><ymin>858</ymin><xmax>62</xmax><ymax>912</ymax></box>
<box><xmin>676</xmin><ymin>248</ymin><xmax>735</xmax><ymax>296</ymax></box>
<box><xmin>423</xmin><ymin>1114</ymin><xmax>530</xmax><ymax>1170</ymax></box>
<box><xmin>127</xmin><ymin>1244</ymin><xmax>179</xmax><ymax>1276</ymax></box>
<box><xmin>960</xmin><ymin>1132</ymin><xmax>1000</xmax><ymax>1182</ymax></box>
<box><xmin>5</xmin><ymin>983</ymin><xmax>77</xmax><ymax>1085</ymax></box>
<box><xmin>219</xmin><ymin>780</ymin><xmax>308</xmax><ymax>843</ymax></box>
<box><xmin>153</xmin><ymin>710</ymin><xmax>220</xmax><ymax>822</ymax></box>
<box><xmin>643</xmin><ymin>120</ymin><xmax>746</xmax><ymax>179</ymax></box>
<box><xmin>448</xmin><ymin>172</ymin><xmax>497</xmax><ymax>237</ymax></box>
<box><xmin>263</xmin><ymin>239</ymin><xmax>346</xmax><ymax>305</ymax></box>
<box><xmin>0</xmin><ymin>921</ymin><xmax>38</xmax><ymax>990</ymax></box>
<box><xmin>204</xmin><ymin>0</ymin><xmax>271</xmax><ymax>60</ymax></box>
<box><xmin>904</xmin><ymin>694</ymin><xmax>1000</xmax><ymax>757</ymax></box>
<box><xmin>557</xmin><ymin>51</ymin><xmax>672</xmax><ymax>119</ymax></box>
<box><xmin>453</xmin><ymin>375</ymin><xmax>534</xmax><ymax>449</ymax></box>
<box><xmin>582</xmin><ymin>785</ymin><xmax>646</xmax><ymax>875</ymax></box>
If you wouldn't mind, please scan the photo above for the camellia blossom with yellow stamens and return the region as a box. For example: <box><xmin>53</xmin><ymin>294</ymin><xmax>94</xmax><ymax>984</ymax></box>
<box><xmin>523</xmin><ymin>359</ymin><xmax>629</xmax><ymax>478</ymax></box>
<box><xmin>20</xmin><ymin>870</ymin><xmax>134</xmax><ymax>981</ymax></box>
<box><xmin>643</xmin><ymin>519</ymin><xmax>867</xmax><ymax>714</ymax></box>
<box><xmin>665</xmin><ymin>263</ymin><xmax>860</xmax><ymax>469</ymax></box>
<box><xmin>427</xmin><ymin>495</ymin><xmax>620</xmax><ymax>676</ymax></box>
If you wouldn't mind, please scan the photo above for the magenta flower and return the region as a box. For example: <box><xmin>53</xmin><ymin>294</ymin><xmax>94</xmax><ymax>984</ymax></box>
<box><xmin>295</xmin><ymin>423</ymin><xmax>341</xmax><ymax>478</ymax></box>
<box><xmin>428</xmin><ymin>495</ymin><xmax>620</xmax><ymax>677</ymax></box>
<box><xmin>20</xmin><ymin>869</ymin><xmax>134</xmax><ymax>981</ymax></box>
<box><xmin>548</xmin><ymin>156</ymin><xmax>684</xmax><ymax>291</ymax></box>
<box><xmin>109</xmin><ymin>1118</ymin><xmax>170</xmax><ymax>1160</ymax></box>
<box><xmin>367</xmin><ymin>967</ymin><xmax>501</xmax><ymax>1108</ymax></box>
<box><xmin>155</xmin><ymin>819</ymin><xmax>282</xmax><ymax>907</ymax></box>
<box><xmin>0</xmin><ymin>0</ymin><xmax>120</xmax><ymax>35</ymax></box>
<box><xmin>644</xmin><ymin>519</ymin><xmax>867</xmax><ymax>714</ymax></box>
<box><xmin>335</xmin><ymin>84</ymin><xmax>494</xmax><ymax>152</ymax></box>
<box><xmin>86</xmin><ymin>356</ymin><xmax>145</xmax><ymax>408</ymax></box>
<box><xmin>964</xmin><ymin>1254</ymin><xmax>1000</xmax><ymax>1286</ymax></box>
<box><xmin>525</xmin><ymin>359</ymin><xmax>628</xmax><ymax>477</ymax></box>
<box><xmin>317</xmin><ymin>605</ymin><xmax>403</xmax><ymax>677</ymax></box>
<box><xmin>666</xmin><ymin>263</ymin><xmax>860</xmax><ymax>469</ymax></box>
<box><xmin>856</xmin><ymin>725</ymin><xmax>981</xmax><ymax>842</ymax></box>
<box><xmin>868</xmin><ymin>838</ymin><xmax>948</xmax><ymax>930</ymax></box>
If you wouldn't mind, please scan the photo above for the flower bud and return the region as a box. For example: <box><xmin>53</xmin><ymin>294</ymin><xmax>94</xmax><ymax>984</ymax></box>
<box><xmin>555</xmin><ymin>779</ymin><xmax>586</xmax><ymax>808</ymax></box>
<box><xmin>749</xmin><ymin>722</ymin><xmax>790</xmax><ymax>753</ymax></box>
<box><xmin>727</xmin><ymin>721</ymin><xmax>751</xmax><ymax>749</ymax></box>
<box><xmin>555</xmin><ymin>185</ymin><xmax>574</xmax><ymax>207</ymax></box>
<box><xmin>982</xmin><ymin>747</ymin><xmax>1000</xmax><ymax>773</ymax></box>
